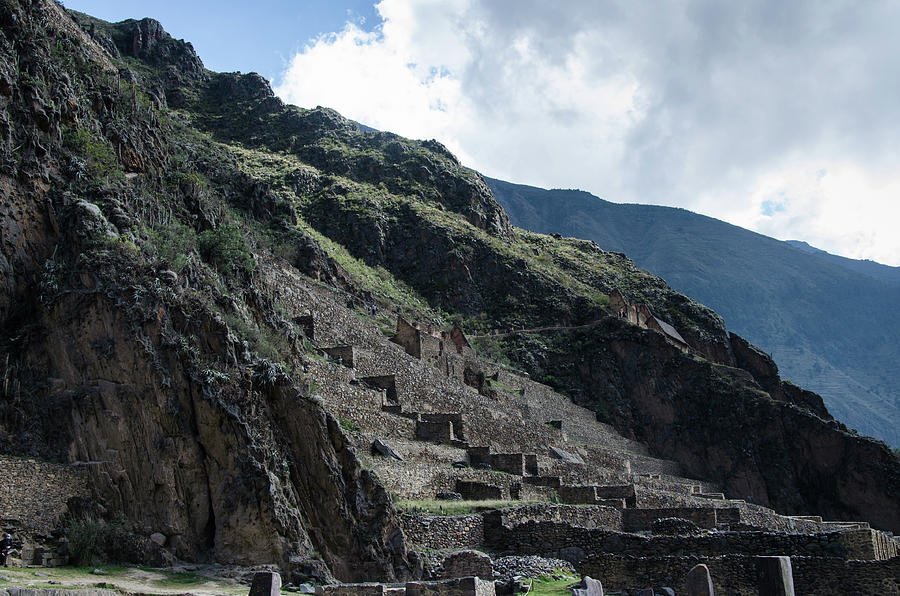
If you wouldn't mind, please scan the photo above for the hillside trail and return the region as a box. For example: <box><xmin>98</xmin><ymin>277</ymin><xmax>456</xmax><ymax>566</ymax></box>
<box><xmin>469</xmin><ymin>318</ymin><xmax>607</xmax><ymax>338</ymax></box>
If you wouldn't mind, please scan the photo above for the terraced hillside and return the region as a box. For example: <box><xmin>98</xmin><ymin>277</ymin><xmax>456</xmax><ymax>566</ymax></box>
<box><xmin>0</xmin><ymin>1</ymin><xmax>897</xmax><ymax>592</ymax></box>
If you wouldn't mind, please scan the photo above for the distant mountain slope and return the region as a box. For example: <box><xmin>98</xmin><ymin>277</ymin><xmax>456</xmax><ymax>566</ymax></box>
<box><xmin>786</xmin><ymin>240</ymin><xmax>900</xmax><ymax>285</ymax></box>
<box><xmin>487</xmin><ymin>177</ymin><xmax>900</xmax><ymax>447</ymax></box>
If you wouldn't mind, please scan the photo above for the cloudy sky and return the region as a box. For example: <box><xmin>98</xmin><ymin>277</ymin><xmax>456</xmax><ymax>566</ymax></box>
<box><xmin>67</xmin><ymin>0</ymin><xmax>900</xmax><ymax>266</ymax></box>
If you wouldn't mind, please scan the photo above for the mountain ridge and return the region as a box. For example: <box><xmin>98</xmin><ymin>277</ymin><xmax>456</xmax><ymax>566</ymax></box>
<box><xmin>486</xmin><ymin>176</ymin><xmax>900</xmax><ymax>447</ymax></box>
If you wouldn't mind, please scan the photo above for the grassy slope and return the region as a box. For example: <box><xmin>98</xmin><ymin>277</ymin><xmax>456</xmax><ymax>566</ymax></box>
<box><xmin>487</xmin><ymin>177</ymin><xmax>900</xmax><ymax>447</ymax></box>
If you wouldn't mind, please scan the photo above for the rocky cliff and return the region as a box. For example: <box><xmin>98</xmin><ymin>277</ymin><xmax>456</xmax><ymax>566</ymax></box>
<box><xmin>0</xmin><ymin>0</ymin><xmax>407</xmax><ymax>581</ymax></box>
<box><xmin>0</xmin><ymin>3</ymin><xmax>897</xmax><ymax>585</ymax></box>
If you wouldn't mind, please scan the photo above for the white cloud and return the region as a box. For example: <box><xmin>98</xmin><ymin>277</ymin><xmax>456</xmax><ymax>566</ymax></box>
<box><xmin>276</xmin><ymin>0</ymin><xmax>900</xmax><ymax>266</ymax></box>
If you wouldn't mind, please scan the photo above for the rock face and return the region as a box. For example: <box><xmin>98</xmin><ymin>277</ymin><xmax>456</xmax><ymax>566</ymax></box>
<box><xmin>489</xmin><ymin>320</ymin><xmax>900</xmax><ymax>533</ymax></box>
<box><xmin>0</xmin><ymin>0</ymin><xmax>406</xmax><ymax>581</ymax></box>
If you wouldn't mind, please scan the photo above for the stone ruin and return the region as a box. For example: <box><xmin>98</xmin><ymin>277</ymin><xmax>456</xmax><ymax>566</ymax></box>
<box><xmin>609</xmin><ymin>290</ymin><xmax>690</xmax><ymax>352</ymax></box>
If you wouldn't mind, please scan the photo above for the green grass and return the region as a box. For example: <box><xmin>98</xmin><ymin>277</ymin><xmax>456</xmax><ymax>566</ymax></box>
<box><xmin>526</xmin><ymin>572</ymin><xmax>580</xmax><ymax>596</ymax></box>
<box><xmin>395</xmin><ymin>499</ymin><xmax>542</xmax><ymax>515</ymax></box>
<box><xmin>338</xmin><ymin>417</ymin><xmax>361</xmax><ymax>433</ymax></box>
<box><xmin>0</xmin><ymin>566</ymin><xmax>247</xmax><ymax>594</ymax></box>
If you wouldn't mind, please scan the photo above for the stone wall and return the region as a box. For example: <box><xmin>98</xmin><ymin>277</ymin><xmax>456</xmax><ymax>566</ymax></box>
<box><xmin>421</xmin><ymin>414</ymin><xmax>466</xmax><ymax>441</ymax></box>
<box><xmin>486</xmin><ymin>504</ymin><xmax>622</xmax><ymax>532</ymax></box>
<box><xmin>622</xmin><ymin>508</ymin><xmax>719</xmax><ymax>531</ymax></box>
<box><xmin>835</xmin><ymin>528</ymin><xmax>900</xmax><ymax>561</ymax></box>
<box><xmin>792</xmin><ymin>555</ymin><xmax>900</xmax><ymax>594</ymax></box>
<box><xmin>406</xmin><ymin>577</ymin><xmax>495</xmax><ymax>596</ymax></box>
<box><xmin>558</xmin><ymin>486</ymin><xmax>597</xmax><ymax>505</ymax></box>
<box><xmin>323</xmin><ymin>346</ymin><xmax>356</xmax><ymax>368</ymax></box>
<box><xmin>490</xmin><ymin>454</ymin><xmax>524</xmax><ymax>476</ymax></box>
<box><xmin>416</xmin><ymin>420</ymin><xmax>455</xmax><ymax>443</ymax></box>
<box><xmin>581</xmin><ymin>554</ymin><xmax>759</xmax><ymax>596</ymax></box>
<box><xmin>401</xmin><ymin>514</ymin><xmax>485</xmax><ymax>549</ymax></box>
<box><xmin>580</xmin><ymin>553</ymin><xmax>900</xmax><ymax>596</ymax></box>
<box><xmin>485</xmin><ymin>521</ymin><xmax>877</xmax><ymax>563</ymax></box>
<box><xmin>0</xmin><ymin>456</ymin><xmax>90</xmax><ymax>533</ymax></box>
<box><xmin>456</xmin><ymin>481</ymin><xmax>502</xmax><ymax>501</ymax></box>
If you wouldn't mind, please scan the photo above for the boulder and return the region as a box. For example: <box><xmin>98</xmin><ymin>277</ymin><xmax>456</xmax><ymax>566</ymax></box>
<box><xmin>372</xmin><ymin>439</ymin><xmax>404</xmax><ymax>461</ymax></box>
<box><xmin>548</xmin><ymin>447</ymin><xmax>585</xmax><ymax>465</ymax></box>
<box><xmin>442</xmin><ymin>550</ymin><xmax>494</xmax><ymax>580</ymax></box>
<box><xmin>149</xmin><ymin>532</ymin><xmax>167</xmax><ymax>546</ymax></box>
<box><xmin>570</xmin><ymin>576</ymin><xmax>603</xmax><ymax>596</ymax></box>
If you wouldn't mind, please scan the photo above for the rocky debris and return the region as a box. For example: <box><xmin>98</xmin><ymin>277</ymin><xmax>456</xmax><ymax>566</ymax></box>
<box><xmin>372</xmin><ymin>439</ymin><xmax>404</xmax><ymax>461</ymax></box>
<box><xmin>685</xmin><ymin>563</ymin><xmax>714</xmax><ymax>596</ymax></box>
<box><xmin>548</xmin><ymin>447</ymin><xmax>585</xmax><ymax>465</ymax></box>
<box><xmin>436</xmin><ymin>492</ymin><xmax>463</xmax><ymax>501</ymax></box>
<box><xmin>650</xmin><ymin>518</ymin><xmax>703</xmax><ymax>536</ymax></box>
<box><xmin>249</xmin><ymin>571</ymin><xmax>282</xmax><ymax>596</ymax></box>
<box><xmin>570</xmin><ymin>576</ymin><xmax>603</xmax><ymax>596</ymax></box>
<box><xmin>492</xmin><ymin>556</ymin><xmax>576</xmax><ymax>582</ymax></box>
<box><xmin>756</xmin><ymin>556</ymin><xmax>795</xmax><ymax>596</ymax></box>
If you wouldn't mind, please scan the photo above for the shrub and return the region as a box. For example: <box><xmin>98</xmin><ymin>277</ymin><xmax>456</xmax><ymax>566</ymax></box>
<box><xmin>197</xmin><ymin>224</ymin><xmax>255</xmax><ymax>273</ymax></box>
<box><xmin>147</xmin><ymin>222</ymin><xmax>197</xmax><ymax>273</ymax></box>
<box><xmin>65</xmin><ymin>517</ymin><xmax>108</xmax><ymax>565</ymax></box>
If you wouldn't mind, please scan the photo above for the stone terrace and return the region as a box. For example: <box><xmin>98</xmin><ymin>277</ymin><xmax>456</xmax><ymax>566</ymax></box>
<box><xmin>259</xmin><ymin>260</ymin><xmax>899</xmax><ymax>592</ymax></box>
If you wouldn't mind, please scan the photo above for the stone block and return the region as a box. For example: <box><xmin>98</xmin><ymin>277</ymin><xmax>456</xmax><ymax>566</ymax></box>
<box><xmin>685</xmin><ymin>563</ymin><xmax>714</xmax><ymax>596</ymax></box>
<box><xmin>441</xmin><ymin>550</ymin><xmax>494</xmax><ymax>579</ymax></box>
<box><xmin>250</xmin><ymin>571</ymin><xmax>282</xmax><ymax>596</ymax></box>
<box><xmin>756</xmin><ymin>556</ymin><xmax>795</xmax><ymax>596</ymax></box>
<box><xmin>570</xmin><ymin>575</ymin><xmax>603</xmax><ymax>596</ymax></box>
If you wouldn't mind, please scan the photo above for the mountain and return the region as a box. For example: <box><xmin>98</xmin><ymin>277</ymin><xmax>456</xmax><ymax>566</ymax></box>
<box><xmin>0</xmin><ymin>0</ymin><xmax>898</xmax><ymax>586</ymax></box>
<box><xmin>486</xmin><ymin>178</ymin><xmax>900</xmax><ymax>447</ymax></box>
<box><xmin>786</xmin><ymin>240</ymin><xmax>900</xmax><ymax>285</ymax></box>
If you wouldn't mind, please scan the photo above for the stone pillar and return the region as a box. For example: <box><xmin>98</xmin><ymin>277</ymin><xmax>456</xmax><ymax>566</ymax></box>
<box><xmin>685</xmin><ymin>563</ymin><xmax>714</xmax><ymax>596</ymax></box>
<box><xmin>756</xmin><ymin>556</ymin><xmax>795</xmax><ymax>596</ymax></box>
<box><xmin>249</xmin><ymin>571</ymin><xmax>282</xmax><ymax>596</ymax></box>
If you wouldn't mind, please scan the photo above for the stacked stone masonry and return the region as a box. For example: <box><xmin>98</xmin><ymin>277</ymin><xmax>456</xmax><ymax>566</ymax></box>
<box><xmin>0</xmin><ymin>456</ymin><xmax>90</xmax><ymax>533</ymax></box>
<box><xmin>581</xmin><ymin>554</ymin><xmax>900</xmax><ymax>595</ymax></box>
<box><xmin>259</xmin><ymin>274</ymin><xmax>899</xmax><ymax>594</ymax></box>
<box><xmin>485</xmin><ymin>521</ymin><xmax>894</xmax><ymax>563</ymax></box>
